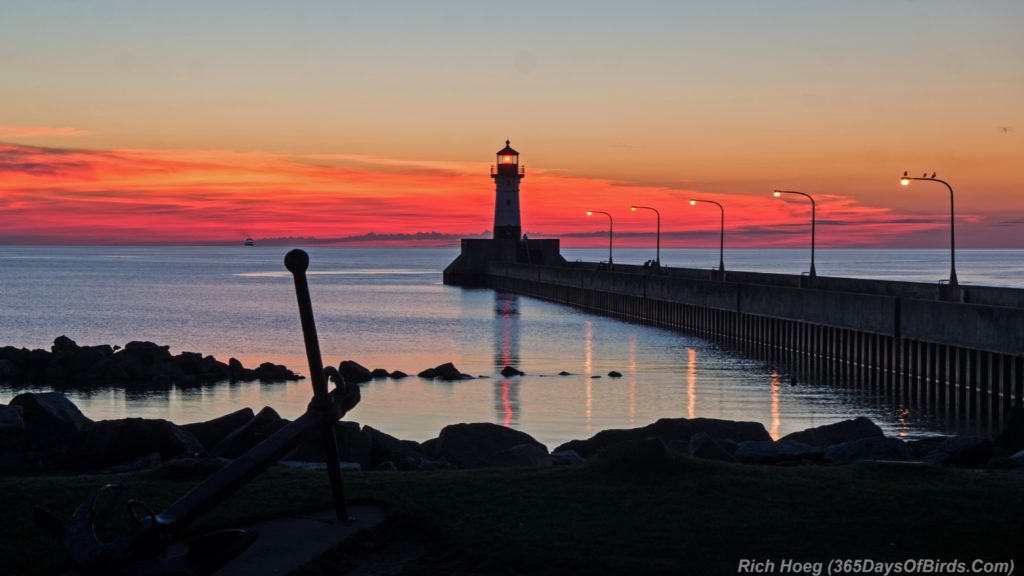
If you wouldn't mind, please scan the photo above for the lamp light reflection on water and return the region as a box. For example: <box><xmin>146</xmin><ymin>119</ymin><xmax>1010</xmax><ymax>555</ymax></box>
<box><xmin>770</xmin><ymin>370</ymin><xmax>781</xmax><ymax>440</ymax></box>
<box><xmin>687</xmin><ymin>348</ymin><xmax>697</xmax><ymax>419</ymax></box>
<box><xmin>584</xmin><ymin>320</ymin><xmax>593</xmax><ymax>433</ymax></box>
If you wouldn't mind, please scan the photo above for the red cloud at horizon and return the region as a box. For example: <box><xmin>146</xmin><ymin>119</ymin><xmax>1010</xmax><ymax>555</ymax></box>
<box><xmin>0</xmin><ymin>142</ymin><xmax>1009</xmax><ymax>247</ymax></box>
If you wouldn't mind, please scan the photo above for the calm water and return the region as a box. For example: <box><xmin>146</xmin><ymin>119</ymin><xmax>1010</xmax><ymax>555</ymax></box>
<box><xmin>2</xmin><ymin>246</ymin><xmax>1022</xmax><ymax>447</ymax></box>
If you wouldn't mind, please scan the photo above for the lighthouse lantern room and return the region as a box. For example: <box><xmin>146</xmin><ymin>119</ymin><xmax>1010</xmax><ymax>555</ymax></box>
<box><xmin>491</xmin><ymin>140</ymin><xmax>525</xmax><ymax>240</ymax></box>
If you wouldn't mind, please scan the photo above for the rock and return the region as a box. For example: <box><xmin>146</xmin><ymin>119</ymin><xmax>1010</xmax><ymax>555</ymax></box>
<box><xmin>282</xmin><ymin>420</ymin><xmax>372</xmax><ymax>466</ymax></box>
<box><xmin>493</xmin><ymin>443</ymin><xmax>552</xmax><ymax>468</ymax></box>
<box><xmin>779</xmin><ymin>417</ymin><xmax>883</xmax><ymax>448</ymax></box>
<box><xmin>0</xmin><ymin>401</ymin><xmax>31</xmax><ymax>467</ymax></box>
<box><xmin>420</xmin><ymin>437</ymin><xmax>440</xmax><ymax>458</ymax></box>
<box><xmin>823</xmin><ymin>436</ymin><xmax>914</xmax><ymax>464</ymax></box>
<box><xmin>994</xmin><ymin>407</ymin><xmax>1024</xmax><ymax>454</ymax></box>
<box><xmin>434</xmin><ymin>422</ymin><xmax>546</xmax><ymax>468</ymax></box>
<box><xmin>550</xmin><ymin>449</ymin><xmax>586</xmax><ymax>466</ymax></box>
<box><xmin>688</xmin><ymin>432</ymin><xmax>736</xmax><ymax>462</ymax></box>
<box><xmin>389</xmin><ymin>370</ymin><xmax>408</xmax><ymax>379</ymax></box>
<box><xmin>417</xmin><ymin>367</ymin><xmax>437</xmax><ymax>379</ymax></box>
<box><xmin>0</xmin><ymin>359</ymin><xmax>18</xmax><ymax>381</ymax></box>
<box><xmin>181</xmin><ymin>408</ymin><xmax>255</xmax><ymax>452</ymax></box>
<box><xmin>434</xmin><ymin>363</ymin><xmax>464</xmax><ymax>381</ymax></box>
<box><xmin>734</xmin><ymin>440</ymin><xmax>824</xmax><ymax>464</ymax></box>
<box><xmin>905</xmin><ymin>436</ymin><xmax>949</xmax><ymax>458</ymax></box>
<box><xmin>558</xmin><ymin>371</ymin><xmax>572</xmax><ymax>376</ymax></box>
<box><xmin>152</xmin><ymin>374</ymin><xmax>172</xmax><ymax>387</ymax></box>
<box><xmin>555</xmin><ymin>417</ymin><xmax>771</xmax><ymax>458</ymax></box>
<box><xmin>370</xmin><ymin>368</ymin><xmax>390</xmax><ymax>379</ymax></box>
<box><xmin>108</xmin><ymin>452</ymin><xmax>163</xmax><ymax>474</ymax></box>
<box><xmin>10</xmin><ymin>392</ymin><xmax>93</xmax><ymax>452</ymax></box>
<box><xmin>113</xmin><ymin>341</ymin><xmax>174</xmax><ymax>383</ymax></box>
<box><xmin>588</xmin><ymin>438</ymin><xmax>673</xmax><ymax>474</ymax></box>
<box><xmin>591</xmin><ymin>375</ymin><xmax>601</xmax><ymax>379</ymax></box>
<box><xmin>364</xmin><ymin>426</ymin><xmax>423</xmax><ymax>467</ymax></box>
<box><xmin>607</xmin><ymin>371</ymin><xmax>622</xmax><ymax>378</ymax></box>
<box><xmin>339</xmin><ymin>360</ymin><xmax>373</xmax><ymax>384</ymax></box>
<box><xmin>500</xmin><ymin>365</ymin><xmax>524</xmax><ymax>377</ymax></box>
<box><xmin>254</xmin><ymin>362</ymin><xmax>297</xmax><ymax>382</ymax></box>
<box><xmin>211</xmin><ymin>406</ymin><xmax>288</xmax><ymax>458</ymax></box>
<box><xmin>924</xmin><ymin>435</ymin><xmax>993</xmax><ymax>467</ymax></box>
<box><xmin>67</xmin><ymin>418</ymin><xmax>204</xmax><ymax>470</ymax></box>
<box><xmin>0</xmin><ymin>404</ymin><xmax>25</xmax><ymax>434</ymax></box>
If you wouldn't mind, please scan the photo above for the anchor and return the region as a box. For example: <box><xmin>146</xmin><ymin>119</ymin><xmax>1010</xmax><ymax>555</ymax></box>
<box><xmin>35</xmin><ymin>249</ymin><xmax>361</xmax><ymax>575</ymax></box>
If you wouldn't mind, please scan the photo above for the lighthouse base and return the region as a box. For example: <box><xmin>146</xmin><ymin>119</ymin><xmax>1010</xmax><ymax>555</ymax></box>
<box><xmin>442</xmin><ymin>238</ymin><xmax>565</xmax><ymax>286</ymax></box>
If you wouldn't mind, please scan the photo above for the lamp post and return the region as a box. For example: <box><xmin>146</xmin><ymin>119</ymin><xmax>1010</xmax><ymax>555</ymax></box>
<box><xmin>689</xmin><ymin>199</ymin><xmax>725</xmax><ymax>274</ymax></box>
<box><xmin>900</xmin><ymin>171</ymin><xmax>958</xmax><ymax>287</ymax></box>
<box><xmin>629</xmin><ymin>205</ymin><xmax>660</xmax><ymax>266</ymax></box>
<box><xmin>773</xmin><ymin>190</ymin><xmax>817</xmax><ymax>278</ymax></box>
<box><xmin>587</xmin><ymin>210</ymin><xmax>613</xmax><ymax>269</ymax></box>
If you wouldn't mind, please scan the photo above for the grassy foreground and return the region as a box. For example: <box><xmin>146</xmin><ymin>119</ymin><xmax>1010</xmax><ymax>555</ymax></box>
<box><xmin>4</xmin><ymin>458</ymin><xmax>1023</xmax><ymax>575</ymax></box>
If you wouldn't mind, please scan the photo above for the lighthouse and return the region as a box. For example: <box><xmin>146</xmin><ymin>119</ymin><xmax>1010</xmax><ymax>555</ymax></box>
<box><xmin>491</xmin><ymin>140</ymin><xmax>524</xmax><ymax>240</ymax></box>
<box><xmin>443</xmin><ymin>141</ymin><xmax>564</xmax><ymax>285</ymax></box>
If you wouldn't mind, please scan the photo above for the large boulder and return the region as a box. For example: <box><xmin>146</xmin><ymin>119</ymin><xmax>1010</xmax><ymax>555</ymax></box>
<box><xmin>823</xmin><ymin>436</ymin><xmax>914</xmax><ymax>464</ymax></box>
<box><xmin>779</xmin><ymin>417</ymin><xmax>883</xmax><ymax>447</ymax></box>
<box><xmin>113</xmin><ymin>341</ymin><xmax>173</xmax><ymax>384</ymax></box>
<box><xmin>687</xmin><ymin>432</ymin><xmax>736</xmax><ymax>462</ymax></box>
<box><xmin>924</xmin><ymin>435</ymin><xmax>993</xmax><ymax>467</ymax></box>
<box><xmin>734</xmin><ymin>440</ymin><xmax>824</xmax><ymax>464</ymax></box>
<box><xmin>211</xmin><ymin>406</ymin><xmax>288</xmax><ymax>458</ymax></box>
<box><xmin>282</xmin><ymin>421</ymin><xmax>372</xmax><ymax>467</ymax></box>
<box><xmin>994</xmin><ymin>408</ymin><xmax>1024</xmax><ymax>454</ymax></box>
<box><xmin>433</xmin><ymin>422</ymin><xmax>546</xmax><ymax>468</ymax></box>
<box><xmin>555</xmin><ymin>417</ymin><xmax>770</xmax><ymax>458</ymax></box>
<box><xmin>0</xmin><ymin>405</ymin><xmax>35</xmax><ymax>474</ymax></box>
<box><xmin>66</xmin><ymin>418</ymin><xmax>204</xmax><ymax>470</ymax></box>
<box><xmin>500</xmin><ymin>365</ymin><xmax>524</xmax><ymax>377</ymax></box>
<box><xmin>339</xmin><ymin>360</ymin><xmax>373</xmax><ymax>385</ymax></box>
<box><xmin>588</xmin><ymin>438</ymin><xmax>673</xmax><ymax>475</ymax></box>
<box><xmin>419</xmin><ymin>362</ymin><xmax>469</xmax><ymax>381</ymax></box>
<box><xmin>10</xmin><ymin>392</ymin><xmax>93</xmax><ymax>451</ymax></box>
<box><xmin>363</xmin><ymin>426</ymin><xmax>423</xmax><ymax>468</ymax></box>
<box><xmin>181</xmin><ymin>408</ymin><xmax>255</xmax><ymax>452</ymax></box>
<box><xmin>494</xmin><ymin>443</ymin><xmax>552</xmax><ymax>468</ymax></box>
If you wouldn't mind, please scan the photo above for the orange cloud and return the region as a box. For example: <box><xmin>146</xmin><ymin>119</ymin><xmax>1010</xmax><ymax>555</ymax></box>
<box><xmin>0</xmin><ymin>143</ymin><xmax>1014</xmax><ymax>247</ymax></box>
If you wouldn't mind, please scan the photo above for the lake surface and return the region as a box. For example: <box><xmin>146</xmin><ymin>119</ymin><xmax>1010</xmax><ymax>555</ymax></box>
<box><xmin>2</xmin><ymin>246</ymin><xmax>1021</xmax><ymax>447</ymax></box>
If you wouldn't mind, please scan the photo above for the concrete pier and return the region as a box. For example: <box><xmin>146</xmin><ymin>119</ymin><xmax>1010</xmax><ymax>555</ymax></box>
<box><xmin>444</xmin><ymin>254</ymin><xmax>1024</xmax><ymax>433</ymax></box>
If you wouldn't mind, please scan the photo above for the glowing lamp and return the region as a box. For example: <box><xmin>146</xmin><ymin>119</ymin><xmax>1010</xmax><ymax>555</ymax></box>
<box><xmin>586</xmin><ymin>211</ymin><xmax>593</xmax><ymax>216</ymax></box>
<box><xmin>689</xmin><ymin>199</ymin><xmax>696</xmax><ymax>206</ymax></box>
<box><xmin>773</xmin><ymin>191</ymin><xmax>781</xmax><ymax>198</ymax></box>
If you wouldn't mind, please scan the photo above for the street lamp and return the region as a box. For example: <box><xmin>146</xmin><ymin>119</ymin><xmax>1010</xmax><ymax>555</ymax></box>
<box><xmin>586</xmin><ymin>210</ymin><xmax>613</xmax><ymax>269</ymax></box>
<box><xmin>689</xmin><ymin>199</ymin><xmax>725</xmax><ymax>274</ymax></box>
<box><xmin>773</xmin><ymin>190</ymin><xmax>817</xmax><ymax>278</ymax></box>
<box><xmin>630</xmin><ymin>205</ymin><xmax>660</xmax><ymax>266</ymax></box>
<box><xmin>900</xmin><ymin>171</ymin><xmax>958</xmax><ymax>287</ymax></box>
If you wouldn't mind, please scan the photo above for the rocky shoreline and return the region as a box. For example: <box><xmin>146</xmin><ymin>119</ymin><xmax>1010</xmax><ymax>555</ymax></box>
<box><xmin>0</xmin><ymin>336</ymin><xmax>301</xmax><ymax>388</ymax></box>
<box><xmin>2</xmin><ymin>388</ymin><xmax>1023</xmax><ymax>477</ymax></box>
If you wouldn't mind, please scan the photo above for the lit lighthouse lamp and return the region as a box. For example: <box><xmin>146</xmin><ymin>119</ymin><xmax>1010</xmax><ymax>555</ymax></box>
<box><xmin>492</xmin><ymin>140</ymin><xmax>525</xmax><ymax>240</ymax></box>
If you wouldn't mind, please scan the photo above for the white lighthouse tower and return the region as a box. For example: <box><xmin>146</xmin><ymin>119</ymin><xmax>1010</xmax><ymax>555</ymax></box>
<box><xmin>491</xmin><ymin>140</ymin><xmax>524</xmax><ymax>240</ymax></box>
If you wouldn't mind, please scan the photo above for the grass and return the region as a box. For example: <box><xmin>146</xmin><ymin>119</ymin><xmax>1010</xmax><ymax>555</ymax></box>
<box><xmin>4</xmin><ymin>458</ymin><xmax>1023</xmax><ymax>575</ymax></box>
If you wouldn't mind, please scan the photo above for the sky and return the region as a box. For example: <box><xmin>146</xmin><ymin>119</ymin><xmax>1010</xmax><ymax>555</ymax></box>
<box><xmin>1</xmin><ymin>0</ymin><xmax>1022</xmax><ymax>246</ymax></box>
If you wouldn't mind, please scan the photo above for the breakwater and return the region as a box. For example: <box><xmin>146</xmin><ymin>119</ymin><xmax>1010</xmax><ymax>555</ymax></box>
<box><xmin>445</xmin><ymin>251</ymin><xmax>1024</xmax><ymax>433</ymax></box>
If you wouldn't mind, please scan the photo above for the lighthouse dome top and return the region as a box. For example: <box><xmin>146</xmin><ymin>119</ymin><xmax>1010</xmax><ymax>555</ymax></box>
<box><xmin>496</xmin><ymin>140</ymin><xmax>519</xmax><ymax>156</ymax></box>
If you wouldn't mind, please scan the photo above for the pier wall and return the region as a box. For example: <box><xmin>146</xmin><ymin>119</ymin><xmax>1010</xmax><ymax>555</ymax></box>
<box><xmin>451</xmin><ymin>261</ymin><xmax>1024</xmax><ymax>431</ymax></box>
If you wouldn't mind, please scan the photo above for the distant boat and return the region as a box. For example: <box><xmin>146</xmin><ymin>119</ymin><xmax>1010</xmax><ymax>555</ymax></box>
<box><xmin>244</xmin><ymin>238</ymin><xmax>255</xmax><ymax>246</ymax></box>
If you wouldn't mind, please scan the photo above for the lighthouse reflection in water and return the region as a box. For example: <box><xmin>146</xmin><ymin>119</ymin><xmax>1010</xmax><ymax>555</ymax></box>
<box><xmin>494</xmin><ymin>292</ymin><xmax>521</xmax><ymax>428</ymax></box>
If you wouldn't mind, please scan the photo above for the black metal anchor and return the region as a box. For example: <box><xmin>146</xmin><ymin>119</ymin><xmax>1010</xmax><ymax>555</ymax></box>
<box><xmin>35</xmin><ymin>249</ymin><xmax>360</xmax><ymax>576</ymax></box>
